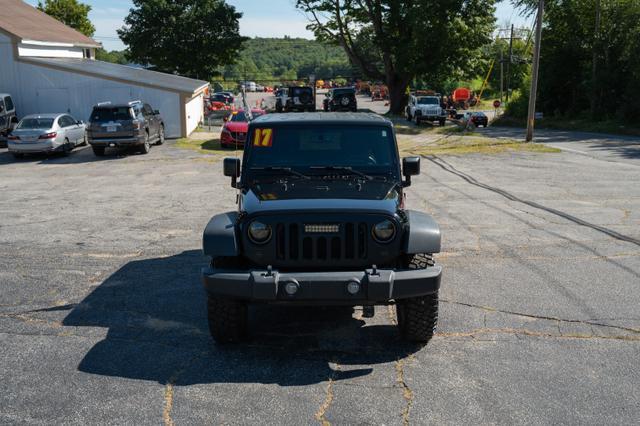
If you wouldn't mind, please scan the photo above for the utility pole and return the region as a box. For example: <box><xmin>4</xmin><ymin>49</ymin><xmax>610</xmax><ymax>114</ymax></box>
<box><xmin>526</xmin><ymin>0</ymin><xmax>545</xmax><ymax>142</ymax></box>
<box><xmin>590</xmin><ymin>0</ymin><xmax>601</xmax><ymax>117</ymax></box>
<box><xmin>500</xmin><ymin>48</ymin><xmax>504</xmax><ymax>103</ymax></box>
<box><xmin>506</xmin><ymin>24</ymin><xmax>514</xmax><ymax>103</ymax></box>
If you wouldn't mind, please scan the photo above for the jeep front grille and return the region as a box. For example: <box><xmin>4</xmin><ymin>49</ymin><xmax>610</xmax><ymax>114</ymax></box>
<box><xmin>275</xmin><ymin>222</ymin><xmax>367</xmax><ymax>262</ymax></box>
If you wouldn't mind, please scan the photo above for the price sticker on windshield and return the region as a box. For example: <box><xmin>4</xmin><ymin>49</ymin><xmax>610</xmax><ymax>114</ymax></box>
<box><xmin>253</xmin><ymin>128</ymin><xmax>273</xmax><ymax>147</ymax></box>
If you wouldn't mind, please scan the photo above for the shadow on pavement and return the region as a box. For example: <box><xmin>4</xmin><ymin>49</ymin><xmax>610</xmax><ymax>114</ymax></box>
<box><xmin>63</xmin><ymin>250</ymin><xmax>420</xmax><ymax>386</ymax></box>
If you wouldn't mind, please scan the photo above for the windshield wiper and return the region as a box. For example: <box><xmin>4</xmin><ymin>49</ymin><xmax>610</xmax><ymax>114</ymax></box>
<box><xmin>309</xmin><ymin>166</ymin><xmax>373</xmax><ymax>181</ymax></box>
<box><xmin>249</xmin><ymin>166</ymin><xmax>310</xmax><ymax>180</ymax></box>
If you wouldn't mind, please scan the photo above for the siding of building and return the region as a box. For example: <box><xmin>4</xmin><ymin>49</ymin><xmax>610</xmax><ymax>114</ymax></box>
<box><xmin>185</xmin><ymin>94</ymin><xmax>204</xmax><ymax>136</ymax></box>
<box><xmin>0</xmin><ymin>32</ymin><xmax>185</xmax><ymax>138</ymax></box>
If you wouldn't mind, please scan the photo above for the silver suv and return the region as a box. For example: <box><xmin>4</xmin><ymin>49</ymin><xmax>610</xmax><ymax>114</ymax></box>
<box><xmin>87</xmin><ymin>100</ymin><xmax>165</xmax><ymax>156</ymax></box>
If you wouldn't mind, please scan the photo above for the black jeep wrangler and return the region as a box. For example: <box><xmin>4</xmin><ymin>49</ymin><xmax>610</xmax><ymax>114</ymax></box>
<box><xmin>323</xmin><ymin>87</ymin><xmax>358</xmax><ymax>112</ymax></box>
<box><xmin>202</xmin><ymin>113</ymin><xmax>442</xmax><ymax>343</ymax></box>
<box><xmin>275</xmin><ymin>86</ymin><xmax>316</xmax><ymax>112</ymax></box>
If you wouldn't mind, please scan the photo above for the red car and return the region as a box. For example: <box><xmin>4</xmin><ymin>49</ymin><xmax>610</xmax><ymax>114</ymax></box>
<box><xmin>220</xmin><ymin>109</ymin><xmax>266</xmax><ymax>149</ymax></box>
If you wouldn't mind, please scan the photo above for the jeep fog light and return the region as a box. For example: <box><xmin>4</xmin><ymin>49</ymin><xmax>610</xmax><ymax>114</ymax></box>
<box><xmin>284</xmin><ymin>281</ymin><xmax>299</xmax><ymax>295</ymax></box>
<box><xmin>248</xmin><ymin>221</ymin><xmax>272</xmax><ymax>244</ymax></box>
<box><xmin>372</xmin><ymin>220</ymin><xmax>396</xmax><ymax>242</ymax></box>
<box><xmin>347</xmin><ymin>280</ymin><xmax>360</xmax><ymax>295</ymax></box>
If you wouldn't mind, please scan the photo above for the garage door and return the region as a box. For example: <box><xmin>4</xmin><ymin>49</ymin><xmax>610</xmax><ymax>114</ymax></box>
<box><xmin>36</xmin><ymin>88</ymin><xmax>70</xmax><ymax>114</ymax></box>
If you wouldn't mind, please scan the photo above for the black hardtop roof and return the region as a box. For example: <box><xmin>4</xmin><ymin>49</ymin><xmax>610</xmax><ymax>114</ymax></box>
<box><xmin>251</xmin><ymin>112</ymin><xmax>392</xmax><ymax>127</ymax></box>
<box><xmin>330</xmin><ymin>86</ymin><xmax>356</xmax><ymax>92</ymax></box>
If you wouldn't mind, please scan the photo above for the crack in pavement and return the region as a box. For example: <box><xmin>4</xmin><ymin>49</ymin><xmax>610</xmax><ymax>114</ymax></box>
<box><xmin>395</xmin><ymin>357</ymin><xmax>414</xmax><ymax>426</ymax></box>
<box><xmin>314</xmin><ymin>359</ymin><xmax>339</xmax><ymax>426</ymax></box>
<box><xmin>386</xmin><ymin>306</ymin><xmax>415</xmax><ymax>425</ymax></box>
<box><xmin>441</xmin><ymin>299</ymin><xmax>640</xmax><ymax>334</ymax></box>
<box><xmin>427</xmin><ymin>156</ymin><xmax>640</xmax><ymax>247</ymax></box>
<box><xmin>436</xmin><ymin>327</ymin><xmax>640</xmax><ymax>342</ymax></box>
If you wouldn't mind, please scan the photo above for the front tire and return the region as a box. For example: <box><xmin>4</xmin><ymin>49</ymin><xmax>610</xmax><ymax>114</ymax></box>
<box><xmin>207</xmin><ymin>295</ymin><xmax>248</xmax><ymax>343</ymax></box>
<box><xmin>396</xmin><ymin>253</ymin><xmax>438</xmax><ymax>343</ymax></box>
<box><xmin>414</xmin><ymin>114</ymin><xmax>421</xmax><ymax>126</ymax></box>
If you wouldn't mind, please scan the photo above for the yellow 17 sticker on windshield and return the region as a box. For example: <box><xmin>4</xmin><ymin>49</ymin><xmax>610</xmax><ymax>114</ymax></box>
<box><xmin>253</xmin><ymin>128</ymin><xmax>273</xmax><ymax>147</ymax></box>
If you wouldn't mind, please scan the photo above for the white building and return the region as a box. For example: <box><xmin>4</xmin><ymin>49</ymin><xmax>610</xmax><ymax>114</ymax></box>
<box><xmin>0</xmin><ymin>0</ymin><xmax>208</xmax><ymax>138</ymax></box>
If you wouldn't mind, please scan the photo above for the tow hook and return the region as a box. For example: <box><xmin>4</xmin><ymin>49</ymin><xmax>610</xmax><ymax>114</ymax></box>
<box><xmin>362</xmin><ymin>305</ymin><xmax>375</xmax><ymax>318</ymax></box>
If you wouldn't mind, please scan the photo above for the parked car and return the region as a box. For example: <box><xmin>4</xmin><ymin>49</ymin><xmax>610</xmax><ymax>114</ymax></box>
<box><xmin>464</xmin><ymin>111</ymin><xmax>489</xmax><ymax>127</ymax></box>
<box><xmin>220</xmin><ymin>108</ymin><xmax>266</xmax><ymax>149</ymax></box>
<box><xmin>323</xmin><ymin>87</ymin><xmax>357</xmax><ymax>112</ymax></box>
<box><xmin>406</xmin><ymin>95</ymin><xmax>447</xmax><ymax>126</ymax></box>
<box><xmin>87</xmin><ymin>100</ymin><xmax>165</xmax><ymax>156</ymax></box>
<box><xmin>210</xmin><ymin>93</ymin><xmax>232</xmax><ymax>104</ymax></box>
<box><xmin>241</xmin><ymin>81</ymin><xmax>257</xmax><ymax>92</ymax></box>
<box><xmin>202</xmin><ymin>112</ymin><xmax>442</xmax><ymax>343</ymax></box>
<box><xmin>0</xmin><ymin>93</ymin><xmax>18</xmax><ymax>147</ymax></box>
<box><xmin>7</xmin><ymin>113</ymin><xmax>86</xmax><ymax>158</ymax></box>
<box><xmin>275</xmin><ymin>86</ymin><xmax>316</xmax><ymax>112</ymax></box>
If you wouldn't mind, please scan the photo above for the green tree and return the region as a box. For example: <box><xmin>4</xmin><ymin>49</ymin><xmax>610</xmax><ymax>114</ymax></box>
<box><xmin>95</xmin><ymin>49</ymin><xmax>128</xmax><ymax>64</ymax></box>
<box><xmin>513</xmin><ymin>0</ymin><xmax>640</xmax><ymax>122</ymax></box>
<box><xmin>37</xmin><ymin>0</ymin><xmax>95</xmax><ymax>37</ymax></box>
<box><xmin>118</xmin><ymin>0</ymin><xmax>247</xmax><ymax>80</ymax></box>
<box><xmin>297</xmin><ymin>0</ymin><xmax>497</xmax><ymax>114</ymax></box>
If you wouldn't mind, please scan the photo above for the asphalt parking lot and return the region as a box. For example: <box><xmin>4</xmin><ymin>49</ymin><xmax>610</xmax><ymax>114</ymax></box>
<box><xmin>1</xmin><ymin>130</ymin><xmax>639</xmax><ymax>424</ymax></box>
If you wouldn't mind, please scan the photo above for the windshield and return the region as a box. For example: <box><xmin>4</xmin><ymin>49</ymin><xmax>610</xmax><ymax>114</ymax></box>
<box><xmin>417</xmin><ymin>97</ymin><xmax>439</xmax><ymax>105</ymax></box>
<box><xmin>229</xmin><ymin>111</ymin><xmax>248</xmax><ymax>122</ymax></box>
<box><xmin>333</xmin><ymin>89</ymin><xmax>355</xmax><ymax>96</ymax></box>
<box><xmin>291</xmin><ymin>87</ymin><xmax>312</xmax><ymax>96</ymax></box>
<box><xmin>17</xmin><ymin>118</ymin><xmax>54</xmax><ymax>129</ymax></box>
<box><xmin>246</xmin><ymin>125</ymin><xmax>398</xmax><ymax>176</ymax></box>
<box><xmin>91</xmin><ymin>107</ymin><xmax>133</xmax><ymax>122</ymax></box>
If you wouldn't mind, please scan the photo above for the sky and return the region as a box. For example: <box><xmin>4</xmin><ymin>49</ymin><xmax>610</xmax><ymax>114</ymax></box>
<box><xmin>26</xmin><ymin>0</ymin><xmax>531</xmax><ymax>51</ymax></box>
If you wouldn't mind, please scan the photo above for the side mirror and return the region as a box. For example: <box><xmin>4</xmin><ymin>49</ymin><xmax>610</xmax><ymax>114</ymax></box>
<box><xmin>402</xmin><ymin>156</ymin><xmax>420</xmax><ymax>187</ymax></box>
<box><xmin>76</xmin><ymin>120</ymin><xmax>83</xmax><ymax>125</ymax></box>
<box><xmin>154</xmin><ymin>110</ymin><xmax>160</xmax><ymax>115</ymax></box>
<box><xmin>0</xmin><ymin>105</ymin><xmax>4</xmax><ymax>112</ymax></box>
<box><xmin>223</xmin><ymin>115</ymin><xmax>229</xmax><ymax>122</ymax></box>
<box><xmin>223</xmin><ymin>157</ymin><xmax>241</xmax><ymax>187</ymax></box>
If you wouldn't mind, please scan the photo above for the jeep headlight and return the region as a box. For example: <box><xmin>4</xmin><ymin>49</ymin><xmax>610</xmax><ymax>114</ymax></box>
<box><xmin>372</xmin><ymin>220</ymin><xmax>396</xmax><ymax>243</ymax></box>
<box><xmin>248</xmin><ymin>221</ymin><xmax>272</xmax><ymax>244</ymax></box>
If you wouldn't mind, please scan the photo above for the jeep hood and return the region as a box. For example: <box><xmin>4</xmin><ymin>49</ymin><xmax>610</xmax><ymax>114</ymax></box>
<box><xmin>241</xmin><ymin>180</ymin><xmax>400</xmax><ymax>215</ymax></box>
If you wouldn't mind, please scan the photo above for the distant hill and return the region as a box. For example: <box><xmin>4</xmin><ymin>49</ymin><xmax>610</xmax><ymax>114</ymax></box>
<box><xmin>221</xmin><ymin>37</ymin><xmax>355</xmax><ymax>83</ymax></box>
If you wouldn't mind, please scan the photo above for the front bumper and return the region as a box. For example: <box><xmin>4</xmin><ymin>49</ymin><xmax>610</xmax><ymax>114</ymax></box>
<box><xmin>89</xmin><ymin>135</ymin><xmax>144</xmax><ymax>147</ymax></box>
<box><xmin>202</xmin><ymin>266</ymin><xmax>442</xmax><ymax>303</ymax></box>
<box><xmin>8</xmin><ymin>140</ymin><xmax>63</xmax><ymax>153</ymax></box>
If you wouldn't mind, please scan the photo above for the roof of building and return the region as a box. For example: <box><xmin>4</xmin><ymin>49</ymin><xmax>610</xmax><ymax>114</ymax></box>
<box><xmin>252</xmin><ymin>112</ymin><xmax>391</xmax><ymax>126</ymax></box>
<box><xmin>23</xmin><ymin>57</ymin><xmax>210</xmax><ymax>95</ymax></box>
<box><xmin>0</xmin><ymin>0</ymin><xmax>101</xmax><ymax>48</ymax></box>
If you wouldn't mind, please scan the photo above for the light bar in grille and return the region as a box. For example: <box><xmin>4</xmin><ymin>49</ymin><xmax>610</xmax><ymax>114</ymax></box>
<box><xmin>304</xmin><ymin>224</ymin><xmax>339</xmax><ymax>233</ymax></box>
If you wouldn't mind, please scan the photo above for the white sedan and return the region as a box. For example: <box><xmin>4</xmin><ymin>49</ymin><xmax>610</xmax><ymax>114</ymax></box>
<box><xmin>7</xmin><ymin>113</ymin><xmax>87</xmax><ymax>158</ymax></box>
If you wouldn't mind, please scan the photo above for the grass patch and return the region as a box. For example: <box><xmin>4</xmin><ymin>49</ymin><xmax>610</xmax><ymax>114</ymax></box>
<box><xmin>494</xmin><ymin>116</ymin><xmax>640</xmax><ymax>137</ymax></box>
<box><xmin>174</xmin><ymin>137</ymin><xmax>232</xmax><ymax>155</ymax></box>
<box><xmin>435</xmin><ymin>125</ymin><xmax>480</xmax><ymax>136</ymax></box>
<box><xmin>398</xmin><ymin>135</ymin><xmax>560</xmax><ymax>156</ymax></box>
